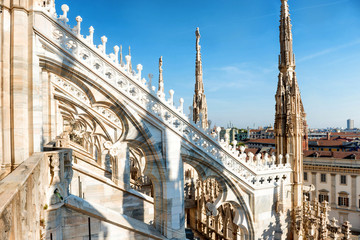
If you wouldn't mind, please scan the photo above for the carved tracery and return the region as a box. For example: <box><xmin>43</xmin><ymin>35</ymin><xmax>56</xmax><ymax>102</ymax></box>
<box><xmin>129</xmin><ymin>147</ymin><xmax>152</xmax><ymax>197</ymax></box>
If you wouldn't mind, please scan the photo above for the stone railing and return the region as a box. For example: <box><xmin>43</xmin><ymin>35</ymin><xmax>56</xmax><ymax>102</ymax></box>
<box><xmin>0</xmin><ymin>150</ymin><xmax>72</xmax><ymax>239</ymax></box>
<box><xmin>34</xmin><ymin>3</ymin><xmax>292</xmax><ymax>188</ymax></box>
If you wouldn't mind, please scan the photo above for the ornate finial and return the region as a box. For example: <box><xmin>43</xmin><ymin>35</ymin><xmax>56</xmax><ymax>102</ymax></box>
<box><xmin>114</xmin><ymin>45</ymin><xmax>119</xmax><ymax>64</ymax></box>
<box><xmin>59</xmin><ymin>4</ymin><xmax>69</xmax><ymax>23</ymax></box>
<box><xmin>179</xmin><ymin>98</ymin><xmax>184</xmax><ymax>113</ymax></box>
<box><xmin>158</xmin><ymin>56</ymin><xmax>164</xmax><ymax>97</ymax></box>
<box><xmin>168</xmin><ymin>90</ymin><xmax>174</xmax><ymax>105</ymax></box>
<box><xmin>148</xmin><ymin>73</ymin><xmax>153</xmax><ymax>88</ymax></box>
<box><xmin>137</xmin><ymin>64</ymin><xmax>143</xmax><ymax>80</ymax></box>
<box><xmin>74</xmin><ymin>16</ymin><xmax>82</xmax><ymax>36</ymax></box>
<box><xmin>120</xmin><ymin>45</ymin><xmax>123</xmax><ymax>65</ymax></box>
<box><xmin>128</xmin><ymin>46</ymin><xmax>132</xmax><ymax>72</ymax></box>
<box><xmin>125</xmin><ymin>55</ymin><xmax>131</xmax><ymax>72</ymax></box>
<box><xmin>100</xmin><ymin>36</ymin><xmax>108</xmax><ymax>54</ymax></box>
<box><xmin>87</xmin><ymin>26</ymin><xmax>94</xmax><ymax>45</ymax></box>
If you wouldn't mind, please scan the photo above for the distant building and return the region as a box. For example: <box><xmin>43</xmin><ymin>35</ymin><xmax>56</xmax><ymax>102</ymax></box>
<box><xmin>308</xmin><ymin>130</ymin><xmax>360</xmax><ymax>140</ymax></box>
<box><xmin>308</xmin><ymin>139</ymin><xmax>360</xmax><ymax>152</ymax></box>
<box><xmin>245</xmin><ymin>138</ymin><xmax>275</xmax><ymax>149</ymax></box>
<box><xmin>308</xmin><ymin>132</ymin><xmax>327</xmax><ymax>140</ymax></box>
<box><xmin>303</xmin><ymin>151</ymin><xmax>360</xmax><ymax>233</ymax></box>
<box><xmin>332</xmin><ymin>132</ymin><xmax>360</xmax><ymax>139</ymax></box>
<box><xmin>249</xmin><ymin>127</ymin><xmax>274</xmax><ymax>139</ymax></box>
<box><xmin>347</xmin><ymin>119</ymin><xmax>354</xmax><ymax>130</ymax></box>
<box><xmin>236</xmin><ymin>129</ymin><xmax>248</xmax><ymax>141</ymax></box>
<box><xmin>219</xmin><ymin>127</ymin><xmax>248</xmax><ymax>143</ymax></box>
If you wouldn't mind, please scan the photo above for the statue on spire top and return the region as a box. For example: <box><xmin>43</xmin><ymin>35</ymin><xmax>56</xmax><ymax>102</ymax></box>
<box><xmin>158</xmin><ymin>56</ymin><xmax>164</xmax><ymax>97</ymax></box>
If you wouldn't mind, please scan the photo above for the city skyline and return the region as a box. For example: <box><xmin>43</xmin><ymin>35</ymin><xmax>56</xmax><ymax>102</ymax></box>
<box><xmin>56</xmin><ymin>0</ymin><xmax>360</xmax><ymax>128</ymax></box>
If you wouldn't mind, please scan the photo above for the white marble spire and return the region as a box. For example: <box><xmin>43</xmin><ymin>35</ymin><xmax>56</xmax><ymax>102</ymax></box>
<box><xmin>274</xmin><ymin>1</ymin><xmax>307</xmax><ymax>236</ymax></box>
<box><xmin>192</xmin><ymin>27</ymin><xmax>208</xmax><ymax>129</ymax></box>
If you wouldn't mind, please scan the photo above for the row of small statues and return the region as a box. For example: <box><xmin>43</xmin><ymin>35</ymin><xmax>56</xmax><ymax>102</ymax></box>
<box><xmin>297</xmin><ymin>198</ymin><xmax>352</xmax><ymax>240</ymax></box>
<box><xmin>221</xmin><ymin>143</ymin><xmax>290</xmax><ymax>167</ymax></box>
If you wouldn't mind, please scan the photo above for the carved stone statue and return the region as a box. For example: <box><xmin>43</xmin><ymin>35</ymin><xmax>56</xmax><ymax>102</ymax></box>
<box><xmin>248</xmin><ymin>152</ymin><xmax>254</xmax><ymax>164</ymax></box>
<box><xmin>157</xmin><ymin>56</ymin><xmax>164</xmax><ymax>98</ymax></box>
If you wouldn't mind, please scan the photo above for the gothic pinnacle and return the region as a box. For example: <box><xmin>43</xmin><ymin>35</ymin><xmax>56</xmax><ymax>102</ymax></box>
<box><xmin>274</xmin><ymin>2</ymin><xmax>307</xmax><ymax>232</ymax></box>
<box><xmin>279</xmin><ymin>0</ymin><xmax>295</xmax><ymax>71</ymax></box>
<box><xmin>193</xmin><ymin>27</ymin><xmax>208</xmax><ymax>129</ymax></box>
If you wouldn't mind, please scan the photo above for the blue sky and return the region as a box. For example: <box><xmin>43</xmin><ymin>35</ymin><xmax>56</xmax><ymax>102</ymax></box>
<box><xmin>55</xmin><ymin>0</ymin><xmax>360</xmax><ymax>129</ymax></box>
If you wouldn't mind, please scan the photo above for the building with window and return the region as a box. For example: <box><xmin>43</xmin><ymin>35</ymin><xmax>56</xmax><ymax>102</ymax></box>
<box><xmin>308</xmin><ymin>139</ymin><xmax>360</xmax><ymax>152</ymax></box>
<box><xmin>303</xmin><ymin>151</ymin><xmax>360</xmax><ymax>233</ymax></box>
<box><xmin>245</xmin><ymin>138</ymin><xmax>276</xmax><ymax>149</ymax></box>
<box><xmin>348</xmin><ymin>119</ymin><xmax>355</xmax><ymax>130</ymax></box>
<box><xmin>219</xmin><ymin>127</ymin><xmax>248</xmax><ymax>143</ymax></box>
<box><xmin>248</xmin><ymin>128</ymin><xmax>275</xmax><ymax>139</ymax></box>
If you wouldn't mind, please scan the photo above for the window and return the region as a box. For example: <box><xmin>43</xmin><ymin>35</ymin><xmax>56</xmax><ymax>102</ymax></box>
<box><xmin>319</xmin><ymin>193</ymin><xmax>329</xmax><ymax>203</ymax></box>
<box><xmin>304</xmin><ymin>172</ymin><xmax>308</xmax><ymax>181</ymax></box>
<box><xmin>320</xmin><ymin>174</ymin><xmax>326</xmax><ymax>183</ymax></box>
<box><xmin>338</xmin><ymin>192</ymin><xmax>349</xmax><ymax>207</ymax></box>
<box><xmin>338</xmin><ymin>197</ymin><xmax>349</xmax><ymax>207</ymax></box>
<box><xmin>340</xmin><ymin>175</ymin><xmax>347</xmax><ymax>185</ymax></box>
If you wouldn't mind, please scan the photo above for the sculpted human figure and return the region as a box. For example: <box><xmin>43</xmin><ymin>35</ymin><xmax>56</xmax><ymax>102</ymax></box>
<box><xmin>157</xmin><ymin>56</ymin><xmax>164</xmax><ymax>97</ymax></box>
<box><xmin>196</xmin><ymin>27</ymin><xmax>201</xmax><ymax>51</ymax></box>
<box><xmin>271</xmin><ymin>153</ymin><xmax>276</xmax><ymax>166</ymax></box>
<box><xmin>264</xmin><ymin>153</ymin><xmax>269</xmax><ymax>165</ymax></box>
<box><xmin>239</xmin><ymin>146</ymin><xmax>247</xmax><ymax>161</ymax></box>
<box><xmin>225</xmin><ymin>133</ymin><xmax>229</xmax><ymax>145</ymax></box>
<box><xmin>256</xmin><ymin>153</ymin><xmax>262</xmax><ymax>166</ymax></box>
<box><xmin>248</xmin><ymin>152</ymin><xmax>254</xmax><ymax>164</ymax></box>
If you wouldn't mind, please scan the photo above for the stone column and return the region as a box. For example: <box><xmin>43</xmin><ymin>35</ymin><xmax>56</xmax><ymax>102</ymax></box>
<box><xmin>10</xmin><ymin>1</ymin><xmax>31</xmax><ymax>167</ymax></box>
<box><xmin>0</xmin><ymin>0</ymin><xmax>41</xmax><ymax>171</ymax></box>
<box><xmin>331</xmin><ymin>174</ymin><xmax>336</xmax><ymax>208</ymax></box>
<box><xmin>350</xmin><ymin>175</ymin><xmax>357</xmax><ymax>210</ymax></box>
<box><xmin>0</xmin><ymin>3</ymin><xmax>12</xmax><ymax>173</ymax></box>
<box><xmin>28</xmin><ymin>67</ymin><xmax>48</xmax><ymax>152</ymax></box>
<box><xmin>41</xmin><ymin>70</ymin><xmax>51</xmax><ymax>146</ymax></box>
<box><xmin>48</xmin><ymin>74</ymin><xmax>60</xmax><ymax>139</ymax></box>
<box><xmin>160</xmin><ymin>130</ymin><xmax>185</xmax><ymax>239</ymax></box>
<box><xmin>114</xmin><ymin>142</ymin><xmax>130</xmax><ymax>189</ymax></box>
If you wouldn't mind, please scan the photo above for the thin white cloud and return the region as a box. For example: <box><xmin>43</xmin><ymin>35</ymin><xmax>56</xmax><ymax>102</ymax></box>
<box><xmin>298</xmin><ymin>39</ymin><xmax>360</xmax><ymax>62</ymax></box>
<box><xmin>204</xmin><ymin>64</ymin><xmax>276</xmax><ymax>93</ymax></box>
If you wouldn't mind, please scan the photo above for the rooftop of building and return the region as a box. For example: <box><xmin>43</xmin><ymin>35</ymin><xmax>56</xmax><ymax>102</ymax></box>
<box><xmin>304</xmin><ymin>151</ymin><xmax>360</xmax><ymax>169</ymax></box>
<box><xmin>308</xmin><ymin>139</ymin><xmax>349</xmax><ymax>147</ymax></box>
<box><xmin>245</xmin><ymin>139</ymin><xmax>276</xmax><ymax>144</ymax></box>
<box><xmin>304</xmin><ymin>150</ymin><xmax>360</xmax><ymax>159</ymax></box>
